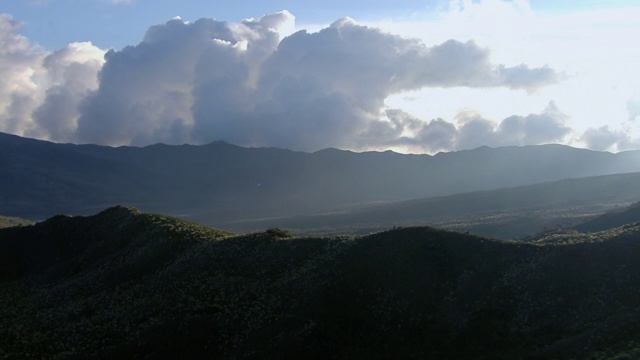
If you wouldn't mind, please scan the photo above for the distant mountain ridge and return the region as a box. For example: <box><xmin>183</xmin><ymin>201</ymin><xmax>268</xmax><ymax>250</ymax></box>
<box><xmin>3</xmin><ymin>132</ymin><xmax>640</xmax><ymax>225</ymax></box>
<box><xmin>2</xmin><ymin>206</ymin><xmax>640</xmax><ymax>358</ymax></box>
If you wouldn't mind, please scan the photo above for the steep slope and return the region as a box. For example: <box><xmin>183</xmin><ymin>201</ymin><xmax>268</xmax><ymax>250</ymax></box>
<box><xmin>2</xmin><ymin>207</ymin><xmax>640</xmax><ymax>359</ymax></box>
<box><xmin>3</xmin><ymin>132</ymin><xmax>640</xmax><ymax>225</ymax></box>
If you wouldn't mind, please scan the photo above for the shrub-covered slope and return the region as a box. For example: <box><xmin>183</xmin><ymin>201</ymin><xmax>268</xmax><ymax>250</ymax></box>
<box><xmin>1</xmin><ymin>207</ymin><xmax>640</xmax><ymax>359</ymax></box>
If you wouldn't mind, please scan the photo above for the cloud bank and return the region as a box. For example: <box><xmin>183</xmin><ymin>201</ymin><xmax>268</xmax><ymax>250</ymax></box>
<box><xmin>0</xmin><ymin>9</ymin><xmax>627</xmax><ymax>153</ymax></box>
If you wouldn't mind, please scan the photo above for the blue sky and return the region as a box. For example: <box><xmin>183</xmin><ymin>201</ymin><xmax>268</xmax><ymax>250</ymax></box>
<box><xmin>7</xmin><ymin>0</ymin><xmax>442</xmax><ymax>50</ymax></box>
<box><xmin>7</xmin><ymin>0</ymin><xmax>638</xmax><ymax>51</ymax></box>
<box><xmin>2</xmin><ymin>0</ymin><xmax>640</xmax><ymax>153</ymax></box>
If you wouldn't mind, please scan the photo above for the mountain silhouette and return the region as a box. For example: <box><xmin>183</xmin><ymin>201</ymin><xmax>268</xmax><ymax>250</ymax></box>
<box><xmin>3</xmin><ymin>132</ymin><xmax>640</xmax><ymax>228</ymax></box>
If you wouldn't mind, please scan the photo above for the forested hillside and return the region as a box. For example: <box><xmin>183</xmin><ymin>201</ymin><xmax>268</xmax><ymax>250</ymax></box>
<box><xmin>2</xmin><ymin>207</ymin><xmax>640</xmax><ymax>358</ymax></box>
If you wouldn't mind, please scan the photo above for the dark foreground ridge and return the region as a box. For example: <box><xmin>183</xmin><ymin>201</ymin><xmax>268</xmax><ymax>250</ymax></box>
<box><xmin>2</xmin><ymin>206</ymin><xmax>640</xmax><ymax>359</ymax></box>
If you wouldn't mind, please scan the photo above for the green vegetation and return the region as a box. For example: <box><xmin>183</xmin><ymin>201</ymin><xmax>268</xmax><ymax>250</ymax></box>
<box><xmin>2</xmin><ymin>206</ymin><xmax>640</xmax><ymax>358</ymax></box>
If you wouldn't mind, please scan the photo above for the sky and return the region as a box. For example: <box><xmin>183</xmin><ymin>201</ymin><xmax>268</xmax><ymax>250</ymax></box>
<box><xmin>1</xmin><ymin>0</ymin><xmax>640</xmax><ymax>154</ymax></box>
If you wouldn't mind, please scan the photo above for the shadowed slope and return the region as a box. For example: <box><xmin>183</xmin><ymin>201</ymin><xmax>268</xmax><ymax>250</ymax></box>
<box><xmin>1</xmin><ymin>207</ymin><xmax>640</xmax><ymax>358</ymax></box>
<box><xmin>574</xmin><ymin>201</ymin><xmax>640</xmax><ymax>233</ymax></box>
<box><xmin>0</xmin><ymin>206</ymin><xmax>230</xmax><ymax>282</ymax></box>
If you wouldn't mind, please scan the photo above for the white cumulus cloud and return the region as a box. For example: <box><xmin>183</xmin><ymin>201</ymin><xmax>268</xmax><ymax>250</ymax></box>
<box><xmin>4</xmin><ymin>7</ymin><xmax>627</xmax><ymax>154</ymax></box>
<box><xmin>75</xmin><ymin>13</ymin><xmax>560</xmax><ymax>150</ymax></box>
<box><xmin>0</xmin><ymin>14</ymin><xmax>104</xmax><ymax>141</ymax></box>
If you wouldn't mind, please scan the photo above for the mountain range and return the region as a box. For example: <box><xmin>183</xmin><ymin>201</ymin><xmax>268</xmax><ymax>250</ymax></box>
<box><xmin>4</xmin><ymin>129</ymin><xmax>640</xmax><ymax>358</ymax></box>
<box><xmin>3</xmin><ymin>132</ymin><xmax>640</xmax><ymax>230</ymax></box>
<box><xmin>2</xmin><ymin>206</ymin><xmax>640</xmax><ymax>358</ymax></box>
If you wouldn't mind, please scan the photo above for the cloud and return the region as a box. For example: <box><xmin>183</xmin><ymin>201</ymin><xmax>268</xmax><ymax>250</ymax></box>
<box><xmin>76</xmin><ymin>14</ymin><xmax>560</xmax><ymax>150</ymax></box>
<box><xmin>76</xmin><ymin>17</ymin><xmax>228</xmax><ymax>145</ymax></box>
<box><xmin>374</xmin><ymin>102</ymin><xmax>571</xmax><ymax>153</ymax></box>
<box><xmin>494</xmin><ymin>102</ymin><xmax>571</xmax><ymax>146</ymax></box>
<box><xmin>628</xmin><ymin>97</ymin><xmax>640</xmax><ymax>122</ymax></box>
<box><xmin>379</xmin><ymin>109</ymin><xmax>457</xmax><ymax>153</ymax></box>
<box><xmin>0</xmin><ymin>14</ymin><xmax>104</xmax><ymax>141</ymax></box>
<box><xmin>1</xmin><ymin>10</ymin><xmax>571</xmax><ymax>153</ymax></box>
<box><xmin>580</xmin><ymin>126</ymin><xmax>640</xmax><ymax>152</ymax></box>
<box><xmin>28</xmin><ymin>42</ymin><xmax>104</xmax><ymax>141</ymax></box>
<box><xmin>454</xmin><ymin>102</ymin><xmax>571</xmax><ymax>150</ymax></box>
<box><xmin>0</xmin><ymin>14</ymin><xmax>44</xmax><ymax>135</ymax></box>
<box><xmin>581</xmin><ymin>126</ymin><xmax>625</xmax><ymax>151</ymax></box>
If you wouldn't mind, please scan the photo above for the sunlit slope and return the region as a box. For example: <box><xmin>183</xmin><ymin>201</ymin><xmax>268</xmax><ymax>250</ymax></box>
<box><xmin>2</xmin><ymin>207</ymin><xmax>640</xmax><ymax>358</ymax></box>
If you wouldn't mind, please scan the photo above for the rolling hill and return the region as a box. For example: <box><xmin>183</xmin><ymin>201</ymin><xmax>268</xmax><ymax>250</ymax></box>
<box><xmin>3</xmin><ymin>132</ymin><xmax>640</xmax><ymax>226</ymax></box>
<box><xmin>2</xmin><ymin>206</ymin><xmax>640</xmax><ymax>358</ymax></box>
